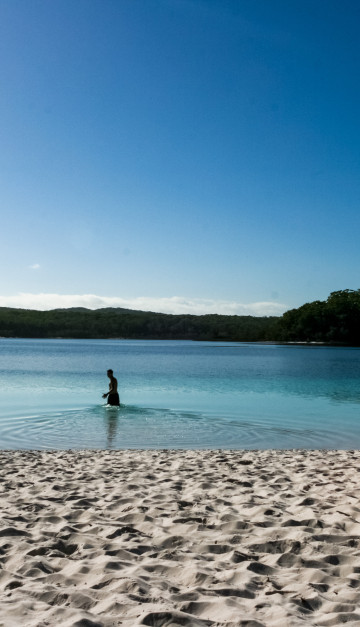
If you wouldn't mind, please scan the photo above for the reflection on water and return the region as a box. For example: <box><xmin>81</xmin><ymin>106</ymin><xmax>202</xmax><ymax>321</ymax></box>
<box><xmin>104</xmin><ymin>406</ymin><xmax>121</xmax><ymax>448</ymax></box>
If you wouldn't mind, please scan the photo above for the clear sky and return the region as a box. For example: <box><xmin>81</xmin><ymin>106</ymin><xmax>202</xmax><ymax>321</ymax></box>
<box><xmin>1</xmin><ymin>0</ymin><xmax>359</xmax><ymax>315</ymax></box>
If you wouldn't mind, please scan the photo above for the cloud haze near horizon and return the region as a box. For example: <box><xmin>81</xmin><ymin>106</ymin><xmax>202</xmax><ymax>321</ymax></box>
<box><xmin>0</xmin><ymin>294</ymin><xmax>287</xmax><ymax>316</ymax></box>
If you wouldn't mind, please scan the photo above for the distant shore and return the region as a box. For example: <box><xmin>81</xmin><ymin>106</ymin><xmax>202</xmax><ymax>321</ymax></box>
<box><xmin>1</xmin><ymin>448</ymin><xmax>360</xmax><ymax>626</ymax></box>
<box><xmin>0</xmin><ymin>335</ymin><xmax>355</xmax><ymax>347</ymax></box>
<box><xmin>2</xmin><ymin>290</ymin><xmax>360</xmax><ymax>344</ymax></box>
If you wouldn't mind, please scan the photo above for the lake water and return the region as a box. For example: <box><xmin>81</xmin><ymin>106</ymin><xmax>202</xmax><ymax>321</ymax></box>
<box><xmin>0</xmin><ymin>338</ymin><xmax>359</xmax><ymax>450</ymax></box>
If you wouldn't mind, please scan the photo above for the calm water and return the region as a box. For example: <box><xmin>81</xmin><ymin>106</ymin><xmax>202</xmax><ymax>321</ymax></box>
<box><xmin>0</xmin><ymin>338</ymin><xmax>359</xmax><ymax>450</ymax></box>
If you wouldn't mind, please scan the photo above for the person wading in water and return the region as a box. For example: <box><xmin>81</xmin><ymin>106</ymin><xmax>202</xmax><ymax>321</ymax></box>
<box><xmin>102</xmin><ymin>369</ymin><xmax>120</xmax><ymax>406</ymax></box>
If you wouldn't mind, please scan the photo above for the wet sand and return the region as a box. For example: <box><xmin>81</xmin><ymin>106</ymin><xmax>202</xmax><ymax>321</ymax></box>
<box><xmin>1</xmin><ymin>449</ymin><xmax>360</xmax><ymax>626</ymax></box>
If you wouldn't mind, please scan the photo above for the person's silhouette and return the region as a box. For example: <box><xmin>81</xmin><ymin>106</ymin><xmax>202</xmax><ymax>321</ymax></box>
<box><xmin>102</xmin><ymin>369</ymin><xmax>120</xmax><ymax>406</ymax></box>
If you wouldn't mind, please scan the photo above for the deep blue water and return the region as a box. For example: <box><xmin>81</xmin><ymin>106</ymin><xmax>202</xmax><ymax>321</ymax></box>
<box><xmin>0</xmin><ymin>338</ymin><xmax>359</xmax><ymax>449</ymax></box>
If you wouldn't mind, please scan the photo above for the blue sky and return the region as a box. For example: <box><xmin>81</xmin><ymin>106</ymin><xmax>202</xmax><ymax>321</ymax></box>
<box><xmin>1</xmin><ymin>0</ymin><xmax>359</xmax><ymax>315</ymax></box>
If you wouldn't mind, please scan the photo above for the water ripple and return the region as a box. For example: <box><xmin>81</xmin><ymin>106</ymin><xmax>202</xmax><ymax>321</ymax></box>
<box><xmin>0</xmin><ymin>404</ymin><xmax>355</xmax><ymax>450</ymax></box>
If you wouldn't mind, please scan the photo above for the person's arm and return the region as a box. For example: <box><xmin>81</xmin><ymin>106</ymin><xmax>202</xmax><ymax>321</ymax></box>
<box><xmin>103</xmin><ymin>377</ymin><xmax>115</xmax><ymax>398</ymax></box>
<box><xmin>102</xmin><ymin>383</ymin><xmax>111</xmax><ymax>399</ymax></box>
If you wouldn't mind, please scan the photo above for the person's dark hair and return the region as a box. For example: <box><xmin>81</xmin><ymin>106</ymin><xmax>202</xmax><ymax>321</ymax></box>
<box><xmin>107</xmin><ymin>369</ymin><xmax>113</xmax><ymax>374</ymax></box>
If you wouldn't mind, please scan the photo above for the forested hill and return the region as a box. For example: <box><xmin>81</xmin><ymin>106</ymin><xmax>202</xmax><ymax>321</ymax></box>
<box><xmin>1</xmin><ymin>289</ymin><xmax>360</xmax><ymax>343</ymax></box>
<box><xmin>0</xmin><ymin>306</ymin><xmax>277</xmax><ymax>341</ymax></box>
<box><xmin>277</xmin><ymin>289</ymin><xmax>360</xmax><ymax>345</ymax></box>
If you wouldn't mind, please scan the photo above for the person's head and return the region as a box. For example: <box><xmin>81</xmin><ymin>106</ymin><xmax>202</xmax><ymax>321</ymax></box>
<box><xmin>107</xmin><ymin>369</ymin><xmax>113</xmax><ymax>378</ymax></box>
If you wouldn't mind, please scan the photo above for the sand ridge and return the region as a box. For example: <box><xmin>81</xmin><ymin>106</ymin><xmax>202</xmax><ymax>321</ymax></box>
<box><xmin>1</xmin><ymin>449</ymin><xmax>360</xmax><ymax>626</ymax></box>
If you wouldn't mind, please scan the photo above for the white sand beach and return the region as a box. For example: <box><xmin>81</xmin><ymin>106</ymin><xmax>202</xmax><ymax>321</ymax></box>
<box><xmin>1</xmin><ymin>449</ymin><xmax>360</xmax><ymax>626</ymax></box>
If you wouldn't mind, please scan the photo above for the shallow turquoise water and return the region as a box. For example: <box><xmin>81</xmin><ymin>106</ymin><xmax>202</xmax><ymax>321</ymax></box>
<box><xmin>0</xmin><ymin>338</ymin><xmax>360</xmax><ymax>449</ymax></box>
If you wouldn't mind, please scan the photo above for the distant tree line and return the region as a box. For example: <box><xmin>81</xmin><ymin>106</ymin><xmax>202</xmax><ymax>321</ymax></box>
<box><xmin>0</xmin><ymin>306</ymin><xmax>277</xmax><ymax>341</ymax></box>
<box><xmin>0</xmin><ymin>290</ymin><xmax>359</xmax><ymax>344</ymax></box>
<box><xmin>276</xmin><ymin>289</ymin><xmax>360</xmax><ymax>345</ymax></box>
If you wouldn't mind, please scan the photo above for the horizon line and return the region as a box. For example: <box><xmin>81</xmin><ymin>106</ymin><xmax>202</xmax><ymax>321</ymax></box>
<box><xmin>0</xmin><ymin>293</ymin><xmax>288</xmax><ymax>317</ymax></box>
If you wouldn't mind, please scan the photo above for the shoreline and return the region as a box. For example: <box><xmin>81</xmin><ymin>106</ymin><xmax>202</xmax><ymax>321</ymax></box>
<box><xmin>0</xmin><ymin>336</ymin><xmax>358</xmax><ymax>346</ymax></box>
<box><xmin>1</xmin><ymin>449</ymin><xmax>360</xmax><ymax>626</ymax></box>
